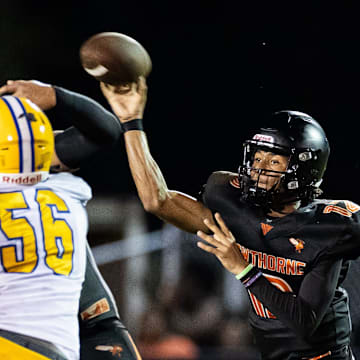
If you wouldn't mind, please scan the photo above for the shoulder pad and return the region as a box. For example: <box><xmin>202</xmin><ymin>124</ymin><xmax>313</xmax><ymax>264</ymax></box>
<box><xmin>206</xmin><ymin>171</ymin><xmax>238</xmax><ymax>187</ymax></box>
<box><xmin>200</xmin><ymin>171</ymin><xmax>239</xmax><ymax>206</ymax></box>
<box><xmin>46</xmin><ymin>173</ymin><xmax>92</xmax><ymax>203</ymax></box>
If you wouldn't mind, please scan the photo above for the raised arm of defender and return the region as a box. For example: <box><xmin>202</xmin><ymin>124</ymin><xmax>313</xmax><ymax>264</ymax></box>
<box><xmin>0</xmin><ymin>79</ymin><xmax>123</xmax><ymax>172</ymax></box>
<box><xmin>101</xmin><ymin>78</ymin><xmax>213</xmax><ymax>234</ymax></box>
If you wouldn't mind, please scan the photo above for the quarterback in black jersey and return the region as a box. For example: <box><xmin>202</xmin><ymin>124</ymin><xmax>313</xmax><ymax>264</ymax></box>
<box><xmin>101</xmin><ymin>78</ymin><xmax>360</xmax><ymax>360</ymax></box>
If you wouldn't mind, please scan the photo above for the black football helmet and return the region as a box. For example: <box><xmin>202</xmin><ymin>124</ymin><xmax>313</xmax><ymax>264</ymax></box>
<box><xmin>238</xmin><ymin>110</ymin><xmax>330</xmax><ymax>209</ymax></box>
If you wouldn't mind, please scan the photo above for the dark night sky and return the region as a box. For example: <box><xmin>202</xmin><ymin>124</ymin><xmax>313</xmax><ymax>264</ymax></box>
<box><xmin>1</xmin><ymin>1</ymin><xmax>360</xmax><ymax>205</ymax></box>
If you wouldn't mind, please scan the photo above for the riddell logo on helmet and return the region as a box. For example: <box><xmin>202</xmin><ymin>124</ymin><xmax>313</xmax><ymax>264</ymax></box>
<box><xmin>1</xmin><ymin>174</ymin><xmax>42</xmax><ymax>184</ymax></box>
<box><xmin>253</xmin><ymin>134</ymin><xmax>274</xmax><ymax>143</ymax></box>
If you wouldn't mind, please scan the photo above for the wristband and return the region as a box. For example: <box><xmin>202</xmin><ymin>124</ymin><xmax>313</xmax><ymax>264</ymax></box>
<box><xmin>235</xmin><ymin>264</ymin><xmax>254</xmax><ymax>280</ymax></box>
<box><xmin>122</xmin><ymin>119</ymin><xmax>144</xmax><ymax>132</ymax></box>
<box><xmin>242</xmin><ymin>271</ymin><xmax>263</xmax><ymax>289</ymax></box>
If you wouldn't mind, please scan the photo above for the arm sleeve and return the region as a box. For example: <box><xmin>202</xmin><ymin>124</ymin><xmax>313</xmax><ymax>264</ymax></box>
<box><xmin>46</xmin><ymin>86</ymin><xmax>123</xmax><ymax>168</ymax></box>
<box><xmin>53</xmin><ymin>127</ymin><xmax>104</xmax><ymax>169</ymax></box>
<box><xmin>248</xmin><ymin>257</ymin><xmax>343</xmax><ymax>338</ymax></box>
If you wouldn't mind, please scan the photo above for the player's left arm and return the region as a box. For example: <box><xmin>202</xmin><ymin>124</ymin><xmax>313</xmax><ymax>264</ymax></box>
<box><xmin>247</xmin><ymin>255</ymin><xmax>342</xmax><ymax>338</ymax></box>
<box><xmin>197</xmin><ymin>212</ymin><xmax>343</xmax><ymax>339</ymax></box>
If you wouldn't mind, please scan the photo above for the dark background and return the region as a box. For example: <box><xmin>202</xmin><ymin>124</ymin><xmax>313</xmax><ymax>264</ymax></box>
<box><xmin>3</xmin><ymin>2</ymin><xmax>360</xmax><ymax>358</ymax></box>
<box><xmin>1</xmin><ymin>1</ymin><xmax>360</xmax><ymax>220</ymax></box>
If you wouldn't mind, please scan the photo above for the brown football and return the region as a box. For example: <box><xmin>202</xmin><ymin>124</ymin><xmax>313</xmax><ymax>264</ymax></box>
<box><xmin>79</xmin><ymin>32</ymin><xmax>152</xmax><ymax>85</ymax></box>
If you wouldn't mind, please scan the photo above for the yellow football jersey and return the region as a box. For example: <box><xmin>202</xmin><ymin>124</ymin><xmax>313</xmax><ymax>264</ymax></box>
<box><xmin>0</xmin><ymin>172</ymin><xmax>91</xmax><ymax>360</ymax></box>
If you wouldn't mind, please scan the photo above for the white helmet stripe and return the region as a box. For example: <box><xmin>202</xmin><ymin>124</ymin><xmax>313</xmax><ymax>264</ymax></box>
<box><xmin>15</xmin><ymin>97</ymin><xmax>35</xmax><ymax>172</ymax></box>
<box><xmin>2</xmin><ymin>96</ymin><xmax>34</xmax><ymax>173</ymax></box>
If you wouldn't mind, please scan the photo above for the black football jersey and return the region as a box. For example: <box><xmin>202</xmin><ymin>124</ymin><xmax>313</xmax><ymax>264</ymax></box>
<box><xmin>202</xmin><ymin>171</ymin><xmax>360</xmax><ymax>359</ymax></box>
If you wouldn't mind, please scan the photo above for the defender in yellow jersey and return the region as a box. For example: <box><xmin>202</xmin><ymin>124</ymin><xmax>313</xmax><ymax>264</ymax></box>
<box><xmin>0</xmin><ymin>80</ymin><xmax>142</xmax><ymax>360</ymax></box>
<box><xmin>0</xmin><ymin>96</ymin><xmax>91</xmax><ymax>360</ymax></box>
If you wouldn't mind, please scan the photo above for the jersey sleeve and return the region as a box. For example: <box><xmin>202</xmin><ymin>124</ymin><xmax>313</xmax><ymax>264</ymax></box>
<box><xmin>248</xmin><ymin>256</ymin><xmax>344</xmax><ymax>339</ymax></box>
<box><xmin>201</xmin><ymin>171</ymin><xmax>239</xmax><ymax>208</ymax></box>
<box><xmin>45</xmin><ymin>173</ymin><xmax>92</xmax><ymax>205</ymax></box>
<box><xmin>79</xmin><ymin>242</ymin><xmax>120</xmax><ymax>326</ymax></box>
<box><xmin>322</xmin><ymin>200</ymin><xmax>360</xmax><ymax>260</ymax></box>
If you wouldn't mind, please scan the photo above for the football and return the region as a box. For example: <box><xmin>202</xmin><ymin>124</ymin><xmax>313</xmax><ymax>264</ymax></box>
<box><xmin>79</xmin><ymin>32</ymin><xmax>152</xmax><ymax>85</ymax></box>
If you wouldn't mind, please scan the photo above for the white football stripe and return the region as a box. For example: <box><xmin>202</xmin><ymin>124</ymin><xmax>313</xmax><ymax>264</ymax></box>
<box><xmin>3</xmin><ymin>96</ymin><xmax>33</xmax><ymax>173</ymax></box>
<box><xmin>84</xmin><ymin>65</ymin><xmax>109</xmax><ymax>77</ymax></box>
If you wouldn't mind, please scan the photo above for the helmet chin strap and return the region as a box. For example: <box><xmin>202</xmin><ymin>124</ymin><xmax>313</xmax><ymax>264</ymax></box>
<box><xmin>249</xmin><ymin>173</ymin><xmax>299</xmax><ymax>214</ymax></box>
<box><xmin>239</xmin><ymin>166</ymin><xmax>304</xmax><ymax>214</ymax></box>
<box><xmin>266</xmin><ymin>177</ymin><xmax>302</xmax><ymax>214</ymax></box>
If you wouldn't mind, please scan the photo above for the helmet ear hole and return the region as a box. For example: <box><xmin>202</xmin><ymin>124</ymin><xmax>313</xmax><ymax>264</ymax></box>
<box><xmin>26</xmin><ymin>112</ymin><xmax>36</xmax><ymax>122</ymax></box>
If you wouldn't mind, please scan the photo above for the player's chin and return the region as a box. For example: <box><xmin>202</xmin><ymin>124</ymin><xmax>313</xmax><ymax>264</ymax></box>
<box><xmin>257</xmin><ymin>183</ymin><xmax>271</xmax><ymax>190</ymax></box>
<box><xmin>257</xmin><ymin>179</ymin><xmax>279</xmax><ymax>191</ymax></box>
<box><xmin>250</xmin><ymin>175</ymin><xmax>277</xmax><ymax>190</ymax></box>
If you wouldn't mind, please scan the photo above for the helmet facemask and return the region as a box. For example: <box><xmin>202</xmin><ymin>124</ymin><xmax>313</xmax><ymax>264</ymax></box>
<box><xmin>238</xmin><ymin>111</ymin><xmax>330</xmax><ymax>211</ymax></box>
<box><xmin>239</xmin><ymin>140</ymin><xmax>292</xmax><ymax>210</ymax></box>
<box><xmin>239</xmin><ymin>139</ymin><xmax>324</xmax><ymax>211</ymax></box>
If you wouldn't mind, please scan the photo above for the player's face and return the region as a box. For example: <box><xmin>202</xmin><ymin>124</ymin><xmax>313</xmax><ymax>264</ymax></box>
<box><xmin>251</xmin><ymin>150</ymin><xmax>289</xmax><ymax>190</ymax></box>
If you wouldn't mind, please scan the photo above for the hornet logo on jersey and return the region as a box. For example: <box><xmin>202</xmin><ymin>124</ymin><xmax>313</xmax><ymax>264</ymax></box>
<box><xmin>289</xmin><ymin>238</ymin><xmax>305</xmax><ymax>253</ymax></box>
<box><xmin>95</xmin><ymin>345</ymin><xmax>123</xmax><ymax>357</ymax></box>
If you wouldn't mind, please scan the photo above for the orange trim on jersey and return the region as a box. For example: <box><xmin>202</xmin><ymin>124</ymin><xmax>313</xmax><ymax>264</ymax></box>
<box><xmin>265</xmin><ymin>308</ymin><xmax>277</xmax><ymax>319</ymax></box>
<box><xmin>323</xmin><ymin>205</ymin><xmax>352</xmax><ymax>217</ymax></box>
<box><xmin>264</xmin><ymin>273</ymin><xmax>292</xmax><ymax>292</ymax></box>
<box><xmin>323</xmin><ymin>200</ymin><xmax>360</xmax><ymax>217</ymax></box>
<box><xmin>249</xmin><ymin>292</ymin><xmax>266</xmax><ymax>318</ymax></box>
<box><xmin>261</xmin><ymin>223</ymin><xmax>274</xmax><ymax>236</ymax></box>
<box><xmin>248</xmin><ymin>274</ymin><xmax>293</xmax><ymax>319</ymax></box>
<box><xmin>229</xmin><ymin>177</ymin><xmax>240</xmax><ymax>188</ymax></box>
<box><xmin>127</xmin><ymin>333</ymin><xmax>143</xmax><ymax>360</ymax></box>
<box><xmin>306</xmin><ymin>350</ymin><xmax>331</xmax><ymax>360</ymax></box>
<box><xmin>345</xmin><ymin>200</ymin><xmax>360</xmax><ymax>213</ymax></box>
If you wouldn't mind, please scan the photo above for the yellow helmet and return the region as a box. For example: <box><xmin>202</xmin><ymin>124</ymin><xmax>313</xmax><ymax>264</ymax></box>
<box><xmin>0</xmin><ymin>96</ymin><xmax>54</xmax><ymax>185</ymax></box>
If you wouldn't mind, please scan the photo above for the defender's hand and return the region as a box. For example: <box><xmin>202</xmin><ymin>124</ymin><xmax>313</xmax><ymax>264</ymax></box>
<box><xmin>100</xmin><ymin>76</ymin><xmax>147</xmax><ymax>122</ymax></box>
<box><xmin>0</xmin><ymin>80</ymin><xmax>56</xmax><ymax>110</ymax></box>
<box><xmin>197</xmin><ymin>213</ymin><xmax>249</xmax><ymax>275</ymax></box>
